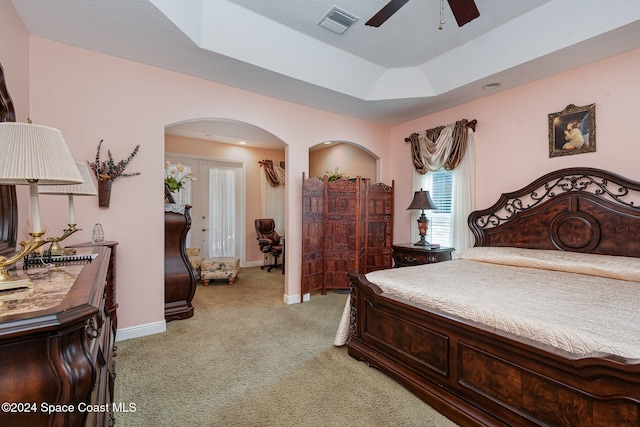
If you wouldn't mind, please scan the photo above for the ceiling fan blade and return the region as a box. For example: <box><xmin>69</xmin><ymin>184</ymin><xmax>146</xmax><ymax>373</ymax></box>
<box><xmin>447</xmin><ymin>0</ymin><xmax>480</xmax><ymax>27</ymax></box>
<box><xmin>365</xmin><ymin>0</ymin><xmax>410</xmax><ymax>27</ymax></box>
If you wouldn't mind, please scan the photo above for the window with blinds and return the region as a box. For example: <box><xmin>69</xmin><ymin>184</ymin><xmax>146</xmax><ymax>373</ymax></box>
<box><xmin>423</xmin><ymin>169</ymin><xmax>453</xmax><ymax>247</ymax></box>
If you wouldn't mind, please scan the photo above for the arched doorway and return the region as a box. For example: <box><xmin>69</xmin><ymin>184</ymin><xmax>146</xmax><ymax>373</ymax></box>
<box><xmin>164</xmin><ymin>118</ymin><xmax>287</xmax><ymax>269</ymax></box>
<box><xmin>309</xmin><ymin>140</ymin><xmax>379</xmax><ymax>182</ymax></box>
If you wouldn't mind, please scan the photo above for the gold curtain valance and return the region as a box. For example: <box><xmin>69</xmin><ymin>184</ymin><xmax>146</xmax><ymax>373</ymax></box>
<box><xmin>259</xmin><ymin>160</ymin><xmax>286</xmax><ymax>187</ymax></box>
<box><xmin>405</xmin><ymin>119</ymin><xmax>476</xmax><ymax>174</ymax></box>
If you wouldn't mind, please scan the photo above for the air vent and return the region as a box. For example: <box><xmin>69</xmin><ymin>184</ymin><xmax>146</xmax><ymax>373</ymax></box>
<box><xmin>318</xmin><ymin>6</ymin><xmax>359</xmax><ymax>35</ymax></box>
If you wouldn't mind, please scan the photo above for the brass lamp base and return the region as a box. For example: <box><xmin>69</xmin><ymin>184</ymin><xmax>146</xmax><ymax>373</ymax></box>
<box><xmin>0</xmin><ymin>276</ymin><xmax>33</xmax><ymax>291</ymax></box>
<box><xmin>48</xmin><ymin>224</ymin><xmax>79</xmax><ymax>256</ymax></box>
<box><xmin>49</xmin><ymin>241</ymin><xmax>66</xmax><ymax>256</ymax></box>
<box><xmin>0</xmin><ymin>232</ymin><xmax>47</xmax><ymax>291</ymax></box>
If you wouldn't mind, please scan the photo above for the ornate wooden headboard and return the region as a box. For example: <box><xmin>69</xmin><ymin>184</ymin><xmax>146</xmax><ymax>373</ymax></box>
<box><xmin>0</xmin><ymin>62</ymin><xmax>18</xmax><ymax>257</ymax></box>
<box><xmin>468</xmin><ymin>167</ymin><xmax>640</xmax><ymax>258</ymax></box>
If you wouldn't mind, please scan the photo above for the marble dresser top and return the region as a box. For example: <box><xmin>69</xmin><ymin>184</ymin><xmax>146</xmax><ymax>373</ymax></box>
<box><xmin>0</xmin><ymin>252</ymin><xmax>96</xmax><ymax>318</ymax></box>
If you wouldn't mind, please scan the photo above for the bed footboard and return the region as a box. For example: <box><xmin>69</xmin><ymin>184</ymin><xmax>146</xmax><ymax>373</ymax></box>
<box><xmin>347</xmin><ymin>271</ymin><xmax>640</xmax><ymax>427</ymax></box>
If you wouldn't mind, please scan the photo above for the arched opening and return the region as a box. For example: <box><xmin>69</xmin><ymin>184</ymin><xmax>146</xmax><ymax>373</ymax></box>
<box><xmin>300</xmin><ymin>140</ymin><xmax>387</xmax><ymax>301</ymax></box>
<box><xmin>164</xmin><ymin>118</ymin><xmax>287</xmax><ymax>273</ymax></box>
<box><xmin>309</xmin><ymin>140</ymin><xmax>379</xmax><ymax>182</ymax></box>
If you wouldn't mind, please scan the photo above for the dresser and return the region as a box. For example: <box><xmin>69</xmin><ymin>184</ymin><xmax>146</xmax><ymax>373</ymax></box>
<box><xmin>0</xmin><ymin>246</ymin><xmax>117</xmax><ymax>427</ymax></box>
<box><xmin>69</xmin><ymin>241</ymin><xmax>119</xmax><ymax>331</ymax></box>
<box><xmin>392</xmin><ymin>243</ymin><xmax>454</xmax><ymax>267</ymax></box>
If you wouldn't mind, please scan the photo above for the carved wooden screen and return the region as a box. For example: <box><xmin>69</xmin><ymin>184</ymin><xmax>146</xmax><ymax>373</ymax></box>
<box><xmin>366</xmin><ymin>181</ymin><xmax>394</xmax><ymax>272</ymax></box>
<box><xmin>301</xmin><ymin>175</ymin><xmax>393</xmax><ymax>300</ymax></box>
<box><xmin>0</xmin><ymin>62</ymin><xmax>17</xmax><ymax>258</ymax></box>
<box><xmin>301</xmin><ymin>175</ymin><xmax>325</xmax><ymax>300</ymax></box>
<box><xmin>323</xmin><ymin>177</ymin><xmax>368</xmax><ymax>293</ymax></box>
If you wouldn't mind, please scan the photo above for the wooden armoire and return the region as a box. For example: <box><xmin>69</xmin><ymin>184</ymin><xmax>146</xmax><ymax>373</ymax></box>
<box><xmin>164</xmin><ymin>204</ymin><xmax>197</xmax><ymax>321</ymax></box>
<box><xmin>301</xmin><ymin>175</ymin><xmax>393</xmax><ymax>301</ymax></box>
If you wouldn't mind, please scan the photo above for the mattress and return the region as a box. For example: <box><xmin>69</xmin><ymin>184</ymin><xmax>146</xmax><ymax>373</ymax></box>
<box><xmin>335</xmin><ymin>247</ymin><xmax>640</xmax><ymax>359</ymax></box>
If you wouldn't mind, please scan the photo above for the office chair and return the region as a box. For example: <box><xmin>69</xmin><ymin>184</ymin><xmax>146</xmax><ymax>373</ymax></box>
<box><xmin>254</xmin><ymin>218</ymin><xmax>282</xmax><ymax>272</ymax></box>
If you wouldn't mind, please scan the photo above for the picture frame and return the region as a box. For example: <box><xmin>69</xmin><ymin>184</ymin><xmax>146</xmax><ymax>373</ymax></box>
<box><xmin>548</xmin><ymin>103</ymin><xmax>596</xmax><ymax>158</ymax></box>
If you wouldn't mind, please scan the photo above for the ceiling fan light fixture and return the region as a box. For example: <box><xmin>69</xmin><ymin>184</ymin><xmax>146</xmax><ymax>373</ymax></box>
<box><xmin>318</xmin><ymin>6</ymin><xmax>359</xmax><ymax>35</ymax></box>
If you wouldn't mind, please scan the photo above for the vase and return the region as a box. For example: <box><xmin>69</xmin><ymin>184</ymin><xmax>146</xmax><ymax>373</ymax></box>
<box><xmin>164</xmin><ymin>183</ymin><xmax>176</xmax><ymax>204</ymax></box>
<box><xmin>98</xmin><ymin>179</ymin><xmax>112</xmax><ymax>207</ymax></box>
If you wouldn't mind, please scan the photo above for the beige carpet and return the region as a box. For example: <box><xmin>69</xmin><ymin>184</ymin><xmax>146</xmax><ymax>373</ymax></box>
<box><xmin>114</xmin><ymin>267</ymin><xmax>458</xmax><ymax>426</ymax></box>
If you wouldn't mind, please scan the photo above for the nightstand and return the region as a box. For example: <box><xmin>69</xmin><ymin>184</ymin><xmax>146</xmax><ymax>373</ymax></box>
<box><xmin>392</xmin><ymin>243</ymin><xmax>454</xmax><ymax>267</ymax></box>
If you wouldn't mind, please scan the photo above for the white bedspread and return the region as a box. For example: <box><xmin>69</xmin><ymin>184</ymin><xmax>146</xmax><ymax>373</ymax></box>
<box><xmin>334</xmin><ymin>247</ymin><xmax>640</xmax><ymax>359</ymax></box>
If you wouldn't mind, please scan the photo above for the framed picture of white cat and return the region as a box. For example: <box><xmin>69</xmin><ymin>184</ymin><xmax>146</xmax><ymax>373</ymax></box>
<box><xmin>548</xmin><ymin>103</ymin><xmax>596</xmax><ymax>158</ymax></box>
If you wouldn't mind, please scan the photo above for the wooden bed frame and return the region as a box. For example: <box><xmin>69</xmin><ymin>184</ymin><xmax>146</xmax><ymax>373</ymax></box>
<box><xmin>347</xmin><ymin>167</ymin><xmax>640</xmax><ymax>427</ymax></box>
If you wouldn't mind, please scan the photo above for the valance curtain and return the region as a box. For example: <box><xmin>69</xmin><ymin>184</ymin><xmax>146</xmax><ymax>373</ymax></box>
<box><xmin>259</xmin><ymin>160</ymin><xmax>285</xmax><ymax>235</ymax></box>
<box><xmin>407</xmin><ymin>119</ymin><xmax>471</xmax><ymax>173</ymax></box>
<box><xmin>407</xmin><ymin>120</ymin><xmax>476</xmax><ymax>253</ymax></box>
<box><xmin>260</xmin><ymin>160</ymin><xmax>285</xmax><ymax>187</ymax></box>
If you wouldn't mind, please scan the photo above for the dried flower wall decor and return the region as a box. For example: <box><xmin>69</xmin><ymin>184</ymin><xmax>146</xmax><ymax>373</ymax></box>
<box><xmin>87</xmin><ymin>139</ymin><xmax>141</xmax><ymax>181</ymax></box>
<box><xmin>87</xmin><ymin>139</ymin><xmax>141</xmax><ymax>207</ymax></box>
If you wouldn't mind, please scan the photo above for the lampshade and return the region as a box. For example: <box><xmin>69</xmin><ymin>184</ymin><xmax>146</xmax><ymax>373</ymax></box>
<box><xmin>407</xmin><ymin>189</ymin><xmax>437</xmax><ymax>211</ymax></box>
<box><xmin>0</xmin><ymin>122</ymin><xmax>83</xmax><ymax>185</ymax></box>
<box><xmin>39</xmin><ymin>162</ymin><xmax>97</xmax><ymax>196</ymax></box>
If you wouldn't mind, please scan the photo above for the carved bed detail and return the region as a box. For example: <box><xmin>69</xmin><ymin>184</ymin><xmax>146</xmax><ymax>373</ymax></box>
<box><xmin>347</xmin><ymin>167</ymin><xmax>640</xmax><ymax>427</ymax></box>
<box><xmin>469</xmin><ymin>168</ymin><xmax>640</xmax><ymax>257</ymax></box>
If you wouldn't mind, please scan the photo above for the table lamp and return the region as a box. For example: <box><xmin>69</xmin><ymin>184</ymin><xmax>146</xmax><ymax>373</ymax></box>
<box><xmin>39</xmin><ymin>162</ymin><xmax>97</xmax><ymax>255</ymax></box>
<box><xmin>407</xmin><ymin>188</ymin><xmax>437</xmax><ymax>246</ymax></box>
<box><xmin>0</xmin><ymin>122</ymin><xmax>83</xmax><ymax>289</ymax></box>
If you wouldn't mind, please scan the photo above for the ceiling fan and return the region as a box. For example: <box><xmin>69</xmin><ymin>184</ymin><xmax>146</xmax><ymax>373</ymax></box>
<box><xmin>366</xmin><ymin>0</ymin><xmax>480</xmax><ymax>28</ymax></box>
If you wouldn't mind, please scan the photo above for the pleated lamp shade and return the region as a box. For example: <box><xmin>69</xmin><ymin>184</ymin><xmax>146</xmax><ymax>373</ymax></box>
<box><xmin>39</xmin><ymin>162</ymin><xmax>97</xmax><ymax>196</ymax></box>
<box><xmin>0</xmin><ymin>122</ymin><xmax>83</xmax><ymax>234</ymax></box>
<box><xmin>0</xmin><ymin>122</ymin><xmax>83</xmax><ymax>185</ymax></box>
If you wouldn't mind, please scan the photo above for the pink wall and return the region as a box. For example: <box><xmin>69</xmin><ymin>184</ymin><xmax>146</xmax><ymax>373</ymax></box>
<box><xmin>390</xmin><ymin>48</ymin><xmax>640</xmax><ymax>244</ymax></box>
<box><xmin>22</xmin><ymin>36</ymin><xmax>389</xmax><ymax>333</ymax></box>
<box><xmin>0</xmin><ymin>4</ymin><xmax>29</xmax><ymax>120</ymax></box>
<box><xmin>165</xmin><ymin>134</ymin><xmax>285</xmax><ymax>264</ymax></box>
<box><xmin>5</xmin><ymin>1</ymin><xmax>640</xmax><ymax>336</ymax></box>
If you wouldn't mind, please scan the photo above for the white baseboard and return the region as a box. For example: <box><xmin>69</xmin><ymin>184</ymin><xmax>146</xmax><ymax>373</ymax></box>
<box><xmin>283</xmin><ymin>293</ymin><xmax>309</xmax><ymax>305</ymax></box>
<box><xmin>116</xmin><ymin>320</ymin><xmax>166</xmax><ymax>342</ymax></box>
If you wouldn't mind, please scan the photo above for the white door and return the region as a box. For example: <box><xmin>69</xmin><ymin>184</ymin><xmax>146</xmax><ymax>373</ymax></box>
<box><xmin>200</xmin><ymin>160</ymin><xmax>245</xmax><ymax>265</ymax></box>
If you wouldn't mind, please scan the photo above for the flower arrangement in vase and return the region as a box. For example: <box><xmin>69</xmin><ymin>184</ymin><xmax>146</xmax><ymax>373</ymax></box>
<box><xmin>164</xmin><ymin>161</ymin><xmax>196</xmax><ymax>194</ymax></box>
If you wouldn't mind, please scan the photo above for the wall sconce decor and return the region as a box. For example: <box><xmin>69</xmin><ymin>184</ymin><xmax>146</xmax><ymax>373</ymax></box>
<box><xmin>407</xmin><ymin>188</ymin><xmax>437</xmax><ymax>246</ymax></box>
<box><xmin>0</xmin><ymin>122</ymin><xmax>83</xmax><ymax>290</ymax></box>
<box><xmin>87</xmin><ymin>139</ymin><xmax>140</xmax><ymax>207</ymax></box>
<box><xmin>39</xmin><ymin>162</ymin><xmax>97</xmax><ymax>255</ymax></box>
